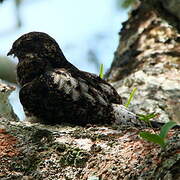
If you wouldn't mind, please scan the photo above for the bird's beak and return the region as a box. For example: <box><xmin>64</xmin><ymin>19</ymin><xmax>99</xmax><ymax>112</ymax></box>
<box><xmin>7</xmin><ymin>48</ymin><xmax>14</xmax><ymax>56</ymax></box>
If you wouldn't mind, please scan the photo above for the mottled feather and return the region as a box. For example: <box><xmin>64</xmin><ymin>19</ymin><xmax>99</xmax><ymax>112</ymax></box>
<box><xmin>8</xmin><ymin>32</ymin><xmax>141</xmax><ymax>126</ymax></box>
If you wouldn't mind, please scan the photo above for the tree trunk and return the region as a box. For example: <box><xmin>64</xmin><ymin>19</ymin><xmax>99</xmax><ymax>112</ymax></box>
<box><xmin>108</xmin><ymin>0</ymin><xmax>180</xmax><ymax>124</ymax></box>
<box><xmin>0</xmin><ymin>0</ymin><xmax>179</xmax><ymax>179</ymax></box>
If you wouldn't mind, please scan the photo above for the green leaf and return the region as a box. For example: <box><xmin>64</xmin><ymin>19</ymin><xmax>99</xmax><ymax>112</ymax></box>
<box><xmin>125</xmin><ymin>87</ymin><xmax>137</xmax><ymax>108</ymax></box>
<box><xmin>137</xmin><ymin>113</ymin><xmax>157</xmax><ymax>122</ymax></box>
<box><xmin>146</xmin><ymin>113</ymin><xmax>157</xmax><ymax>119</ymax></box>
<box><xmin>139</xmin><ymin>132</ymin><xmax>165</xmax><ymax>148</ymax></box>
<box><xmin>137</xmin><ymin>113</ymin><xmax>158</xmax><ymax>127</ymax></box>
<box><xmin>137</xmin><ymin>114</ymin><xmax>149</xmax><ymax>122</ymax></box>
<box><xmin>159</xmin><ymin>121</ymin><xmax>177</xmax><ymax>139</ymax></box>
<box><xmin>99</xmin><ymin>64</ymin><xmax>104</xmax><ymax>79</ymax></box>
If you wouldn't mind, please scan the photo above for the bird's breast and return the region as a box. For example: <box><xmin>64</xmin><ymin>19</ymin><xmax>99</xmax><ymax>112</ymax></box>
<box><xmin>17</xmin><ymin>58</ymin><xmax>49</xmax><ymax>86</ymax></box>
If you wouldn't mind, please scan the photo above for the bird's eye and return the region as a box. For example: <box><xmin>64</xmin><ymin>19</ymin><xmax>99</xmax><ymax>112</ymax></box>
<box><xmin>23</xmin><ymin>40</ymin><xmax>32</xmax><ymax>46</ymax></box>
<box><xmin>21</xmin><ymin>40</ymin><xmax>37</xmax><ymax>51</ymax></box>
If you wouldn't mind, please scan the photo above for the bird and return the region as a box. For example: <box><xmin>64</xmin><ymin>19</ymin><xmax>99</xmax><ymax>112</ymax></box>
<box><xmin>7</xmin><ymin>32</ymin><xmax>141</xmax><ymax>126</ymax></box>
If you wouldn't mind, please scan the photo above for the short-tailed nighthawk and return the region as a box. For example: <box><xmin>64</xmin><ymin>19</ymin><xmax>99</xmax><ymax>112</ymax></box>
<box><xmin>7</xmin><ymin>32</ymin><xmax>141</xmax><ymax>126</ymax></box>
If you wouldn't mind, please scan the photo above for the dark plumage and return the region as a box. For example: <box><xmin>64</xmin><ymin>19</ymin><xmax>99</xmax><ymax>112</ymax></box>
<box><xmin>7</xmin><ymin>32</ymin><xmax>138</xmax><ymax>126</ymax></box>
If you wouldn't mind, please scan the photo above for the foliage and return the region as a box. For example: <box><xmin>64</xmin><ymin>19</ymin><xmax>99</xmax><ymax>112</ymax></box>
<box><xmin>125</xmin><ymin>88</ymin><xmax>177</xmax><ymax>148</ymax></box>
<box><xmin>125</xmin><ymin>87</ymin><xmax>137</xmax><ymax>107</ymax></box>
<box><xmin>139</xmin><ymin>121</ymin><xmax>177</xmax><ymax>148</ymax></box>
<box><xmin>137</xmin><ymin>113</ymin><xmax>158</xmax><ymax>127</ymax></box>
<box><xmin>99</xmin><ymin>64</ymin><xmax>104</xmax><ymax>79</ymax></box>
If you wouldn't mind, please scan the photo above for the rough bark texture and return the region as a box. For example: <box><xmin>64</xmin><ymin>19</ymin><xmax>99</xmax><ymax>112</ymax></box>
<box><xmin>0</xmin><ymin>0</ymin><xmax>180</xmax><ymax>179</ymax></box>
<box><xmin>0</xmin><ymin>115</ymin><xmax>179</xmax><ymax>180</ymax></box>
<box><xmin>108</xmin><ymin>0</ymin><xmax>180</xmax><ymax>124</ymax></box>
<box><xmin>0</xmin><ymin>81</ymin><xmax>18</xmax><ymax>121</ymax></box>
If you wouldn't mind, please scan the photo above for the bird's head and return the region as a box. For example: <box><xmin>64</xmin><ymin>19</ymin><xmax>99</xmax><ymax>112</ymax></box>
<box><xmin>7</xmin><ymin>31</ymin><xmax>62</xmax><ymax>60</ymax></box>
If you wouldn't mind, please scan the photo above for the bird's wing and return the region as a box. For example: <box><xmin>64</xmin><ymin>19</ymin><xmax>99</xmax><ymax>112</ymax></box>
<box><xmin>37</xmin><ymin>68</ymin><xmax>121</xmax><ymax>107</ymax></box>
<box><xmin>19</xmin><ymin>68</ymin><xmax>117</xmax><ymax>124</ymax></box>
<box><xmin>76</xmin><ymin>70</ymin><xmax>122</xmax><ymax>104</ymax></box>
<box><xmin>19</xmin><ymin>68</ymin><xmax>81</xmax><ymax>121</ymax></box>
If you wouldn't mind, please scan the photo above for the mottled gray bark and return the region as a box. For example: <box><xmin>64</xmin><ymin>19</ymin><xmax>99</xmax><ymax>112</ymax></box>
<box><xmin>0</xmin><ymin>82</ymin><xmax>18</xmax><ymax>121</ymax></box>
<box><xmin>108</xmin><ymin>0</ymin><xmax>180</xmax><ymax>124</ymax></box>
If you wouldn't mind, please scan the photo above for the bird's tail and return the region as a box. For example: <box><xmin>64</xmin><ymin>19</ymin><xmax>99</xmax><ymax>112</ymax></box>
<box><xmin>112</xmin><ymin>104</ymin><xmax>180</xmax><ymax>128</ymax></box>
<box><xmin>112</xmin><ymin>104</ymin><xmax>160</xmax><ymax>128</ymax></box>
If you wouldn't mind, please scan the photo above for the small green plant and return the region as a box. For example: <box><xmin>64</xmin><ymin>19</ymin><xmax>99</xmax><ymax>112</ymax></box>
<box><xmin>99</xmin><ymin>64</ymin><xmax>104</xmax><ymax>79</ymax></box>
<box><xmin>137</xmin><ymin>113</ymin><xmax>158</xmax><ymax>127</ymax></box>
<box><xmin>139</xmin><ymin>121</ymin><xmax>177</xmax><ymax>148</ymax></box>
<box><xmin>124</xmin><ymin>88</ymin><xmax>177</xmax><ymax>148</ymax></box>
<box><xmin>125</xmin><ymin>87</ymin><xmax>137</xmax><ymax>108</ymax></box>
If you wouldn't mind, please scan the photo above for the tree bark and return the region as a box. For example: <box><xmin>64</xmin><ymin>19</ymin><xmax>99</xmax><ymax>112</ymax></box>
<box><xmin>0</xmin><ymin>0</ymin><xmax>179</xmax><ymax>179</ymax></box>
<box><xmin>108</xmin><ymin>0</ymin><xmax>180</xmax><ymax>124</ymax></box>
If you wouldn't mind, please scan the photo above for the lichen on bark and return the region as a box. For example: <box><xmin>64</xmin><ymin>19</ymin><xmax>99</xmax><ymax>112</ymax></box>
<box><xmin>108</xmin><ymin>0</ymin><xmax>180</xmax><ymax>124</ymax></box>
